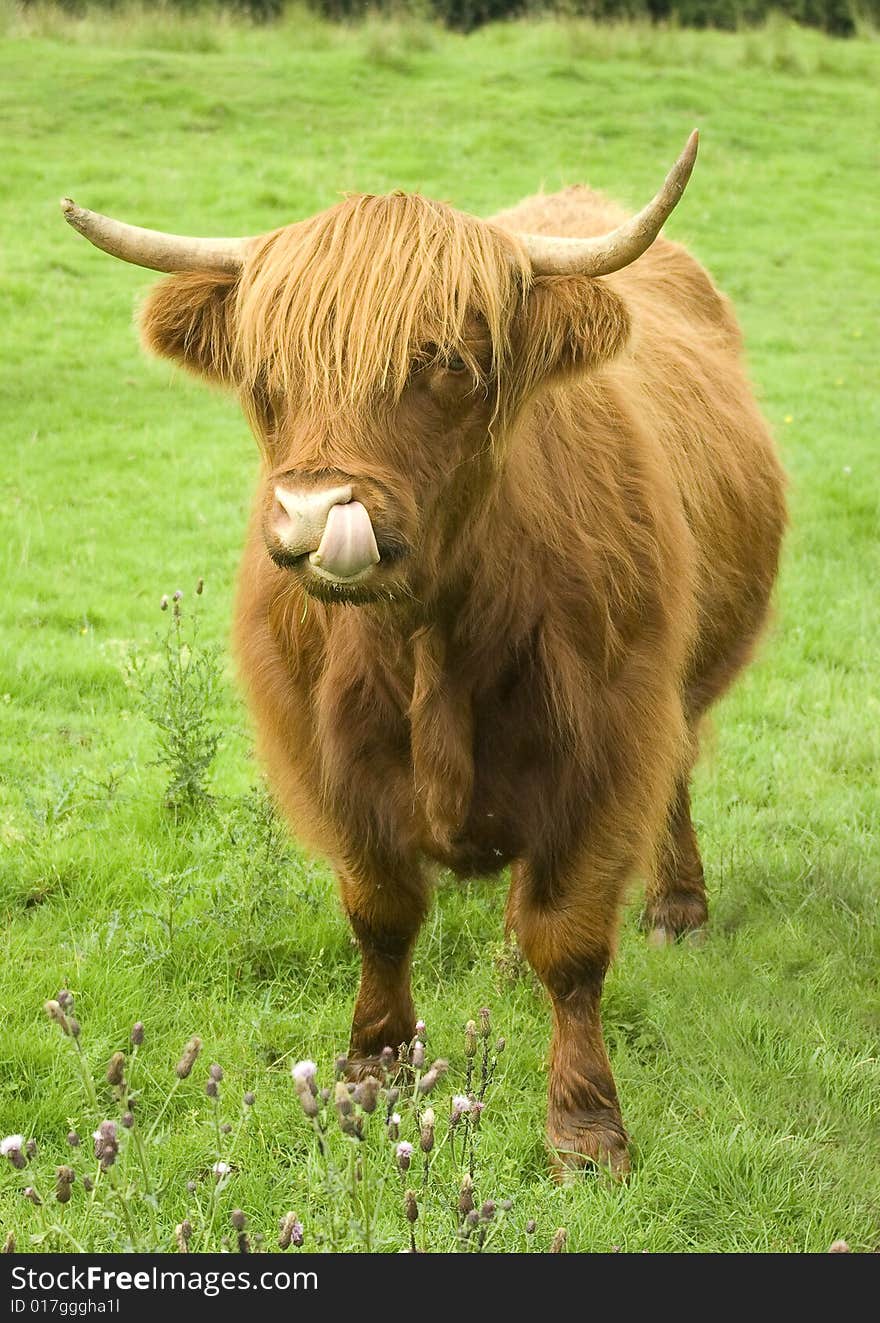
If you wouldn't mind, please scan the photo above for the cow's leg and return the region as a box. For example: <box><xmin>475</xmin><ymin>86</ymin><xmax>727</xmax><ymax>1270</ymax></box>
<box><xmin>643</xmin><ymin>776</ymin><xmax>708</xmax><ymax>945</ymax></box>
<box><xmin>507</xmin><ymin>853</ymin><xmax>630</xmax><ymax>1178</ymax></box>
<box><xmin>340</xmin><ymin>849</ymin><xmax>430</xmax><ymax>1076</ymax></box>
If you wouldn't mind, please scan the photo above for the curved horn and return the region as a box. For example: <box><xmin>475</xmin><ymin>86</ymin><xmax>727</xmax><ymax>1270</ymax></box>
<box><xmin>517</xmin><ymin>130</ymin><xmax>699</xmax><ymax>278</ymax></box>
<box><xmin>60</xmin><ymin>198</ymin><xmax>252</xmax><ymax>273</ymax></box>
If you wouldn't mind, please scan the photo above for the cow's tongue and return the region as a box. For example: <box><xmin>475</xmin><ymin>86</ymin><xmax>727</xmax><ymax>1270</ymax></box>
<box><xmin>309</xmin><ymin>501</ymin><xmax>380</xmax><ymax>580</ymax></box>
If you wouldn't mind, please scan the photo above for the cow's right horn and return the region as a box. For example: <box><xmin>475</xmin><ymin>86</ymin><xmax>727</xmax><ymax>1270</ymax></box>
<box><xmin>515</xmin><ymin>130</ymin><xmax>699</xmax><ymax>278</ymax></box>
<box><xmin>60</xmin><ymin>199</ymin><xmax>252</xmax><ymax>274</ymax></box>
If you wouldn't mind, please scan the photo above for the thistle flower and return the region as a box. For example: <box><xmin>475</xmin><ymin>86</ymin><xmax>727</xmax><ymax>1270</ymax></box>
<box><xmin>464</xmin><ymin>1021</ymin><xmax>478</xmax><ymax>1058</ymax></box>
<box><xmin>419</xmin><ymin>1107</ymin><xmax>435</xmax><ymax>1153</ymax></box>
<box><xmin>44</xmin><ymin>1000</ymin><xmax>71</xmax><ymax>1035</ymax></box>
<box><xmin>385</xmin><ymin>1087</ymin><xmax>400</xmax><ymax>1114</ymax></box>
<box><xmin>82</xmin><ymin>1176</ymin><xmax>94</xmax><ymax>1192</ymax></box>
<box><xmin>209</xmin><ymin>1063</ymin><xmax>224</xmax><ymax>1082</ymax></box>
<box><xmin>404</xmin><ymin>1189</ymin><xmax>419</xmax><ymax>1225</ymax></box>
<box><xmin>57</xmin><ymin>989</ymin><xmax>74</xmax><ymax>1010</ymax></box>
<box><xmin>295</xmin><ymin>1087</ymin><xmax>319</xmax><ymax>1119</ymax></box>
<box><xmin>495</xmin><ymin>1037</ymin><xmax>506</xmax><ymax>1054</ymax></box>
<box><xmin>450</xmin><ymin>1094</ymin><xmax>471</xmax><ymax>1123</ymax></box>
<box><xmin>93</xmin><ymin>1121</ymin><xmax>118</xmax><ymax>1170</ymax></box>
<box><xmin>175</xmin><ymin>1220</ymin><xmax>192</xmax><ymax>1253</ymax></box>
<box><xmin>479</xmin><ymin>1007</ymin><xmax>491</xmax><ymax>1038</ymax></box>
<box><xmin>411</xmin><ymin>1040</ymin><xmax>426</xmax><ymax>1070</ymax></box>
<box><xmin>172</xmin><ymin>589</ymin><xmax>183</xmax><ymax>602</ymax></box>
<box><xmin>175</xmin><ymin>1036</ymin><xmax>202</xmax><ymax>1079</ymax></box>
<box><xmin>415</xmin><ymin>1019</ymin><xmax>426</xmax><ymax>1036</ymax></box>
<box><xmin>501</xmin><ymin>1198</ymin><xmax>513</xmax><ymax>1212</ymax></box>
<box><xmin>335</xmin><ymin>1088</ymin><xmax>360</xmax><ymax>1138</ymax></box>
<box><xmin>121</xmin><ymin>1112</ymin><xmax>135</xmax><ymax>1130</ymax></box>
<box><xmin>549</xmin><ymin>1227</ymin><xmax>568</xmax><ymax>1254</ymax></box>
<box><xmin>279</xmin><ymin>1212</ymin><xmax>304</xmax><ymax>1250</ymax></box>
<box><xmin>220</xmin><ymin>1122</ymin><xmax>232</xmax><ymax>1135</ymax></box>
<box><xmin>23</xmin><ymin>1186</ymin><xmax>42</xmax><ymax>1206</ymax></box>
<box><xmin>481</xmin><ymin>1200</ymin><xmax>496</xmax><ymax>1222</ymax></box>
<box><xmin>354</xmin><ymin>1076</ymin><xmax>380</xmax><ymax>1114</ymax></box>
<box><xmin>68</xmin><ymin>1018</ymin><xmax>81</xmax><ymax>1038</ymax></box>
<box><xmin>334</xmin><ymin>1055</ymin><xmax>349</xmax><ymax>1077</ymax></box>
<box><xmin>231</xmin><ymin>1209</ymin><xmax>246</xmax><ymax>1231</ymax></box>
<box><xmin>25</xmin><ymin>1139</ymin><xmax>37</xmax><ymax>1159</ymax></box>
<box><xmin>212</xmin><ymin>1161</ymin><xmax>231</xmax><ymax>1180</ymax></box>
<box><xmin>387</xmin><ymin>1112</ymin><xmax>401</xmax><ymax>1142</ymax></box>
<box><xmin>106</xmin><ymin>1051</ymin><xmax>126</xmax><ymax>1087</ymax></box>
<box><xmin>243</xmin><ymin>1091</ymin><xmax>256</xmax><ymax>1107</ymax></box>
<box><xmin>1</xmin><ymin>1136</ymin><xmax>26</xmax><ymax>1170</ymax></box>
<box><xmin>379</xmin><ymin>1046</ymin><xmax>395</xmax><ymax>1072</ymax></box>
<box><xmin>160</xmin><ymin>595</ymin><xmax>169</xmax><ymax>612</ymax></box>
<box><xmin>828</xmin><ymin>1240</ymin><xmax>851</xmax><ymax>1253</ymax></box>
<box><xmin>205</xmin><ymin>1078</ymin><xmax>219</xmax><ymax>1099</ymax></box>
<box><xmin>291</xmin><ymin>1060</ymin><xmax>318</xmax><ymax>1092</ymax></box>
<box><xmin>67</xmin><ymin>1131</ymin><xmax>80</xmax><ymax>1148</ymax></box>
<box><xmin>458</xmin><ymin>1174</ymin><xmax>474</xmax><ymax>1218</ymax></box>
<box><xmin>526</xmin><ymin>1219</ymin><xmax>537</xmax><ymax>1235</ymax></box>
<box><xmin>470</xmin><ymin>1098</ymin><xmax>485</xmax><ymax>1126</ymax></box>
<box><xmin>55</xmin><ymin>1166</ymin><xmax>76</xmax><ymax>1204</ymax></box>
<box><xmin>417</xmin><ymin>1059</ymin><xmax>448</xmax><ymax>1095</ymax></box>
<box><xmin>186</xmin><ymin>1180</ymin><xmax>197</xmax><ymax>1194</ymax></box>
<box><xmin>195</xmin><ymin>578</ymin><xmax>204</xmax><ymax>596</ymax></box>
<box><xmin>465</xmin><ymin>1209</ymin><xmax>480</xmax><ymax>1230</ymax></box>
<box><xmin>131</xmin><ymin>1022</ymin><xmax>145</xmax><ymax>1046</ymax></box>
<box><xmin>396</xmin><ymin>1141</ymin><xmax>413</xmax><ymax>1172</ymax></box>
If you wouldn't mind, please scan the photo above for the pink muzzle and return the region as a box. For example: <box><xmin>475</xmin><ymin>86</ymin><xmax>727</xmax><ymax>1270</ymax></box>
<box><xmin>272</xmin><ymin>485</ymin><xmax>380</xmax><ymax>582</ymax></box>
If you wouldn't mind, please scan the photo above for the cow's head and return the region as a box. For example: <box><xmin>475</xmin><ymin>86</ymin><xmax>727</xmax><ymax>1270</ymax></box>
<box><xmin>62</xmin><ymin>133</ymin><xmax>696</xmax><ymax>607</ymax></box>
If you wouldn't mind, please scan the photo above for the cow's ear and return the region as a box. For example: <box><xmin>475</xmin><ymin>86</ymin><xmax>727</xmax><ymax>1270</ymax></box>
<box><xmin>139</xmin><ymin>271</ymin><xmax>239</xmax><ymax>385</ymax></box>
<box><xmin>514</xmin><ymin>274</ymin><xmax>631</xmax><ymax>393</ymax></box>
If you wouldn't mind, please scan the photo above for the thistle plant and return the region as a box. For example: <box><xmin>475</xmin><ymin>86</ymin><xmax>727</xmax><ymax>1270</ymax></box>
<box><xmin>2</xmin><ymin>992</ymin><xmax>258</xmax><ymax>1252</ymax></box>
<box><xmin>133</xmin><ymin>579</ymin><xmax>223</xmax><ymax>814</ymax></box>
<box><xmin>2</xmin><ymin>994</ymin><xmax>570</xmax><ymax>1253</ymax></box>
<box><xmin>285</xmin><ymin>1012</ymin><xmax>531</xmax><ymax>1253</ymax></box>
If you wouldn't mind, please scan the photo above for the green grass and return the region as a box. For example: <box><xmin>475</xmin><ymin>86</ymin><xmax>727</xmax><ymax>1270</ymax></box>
<box><xmin>1</xmin><ymin>9</ymin><xmax>878</xmax><ymax>1253</ymax></box>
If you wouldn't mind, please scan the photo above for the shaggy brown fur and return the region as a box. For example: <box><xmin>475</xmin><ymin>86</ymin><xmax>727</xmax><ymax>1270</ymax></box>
<box><xmin>139</xmin><ymin>183</ymin><xmax>787</xmax><ymax>1175</ymax></box>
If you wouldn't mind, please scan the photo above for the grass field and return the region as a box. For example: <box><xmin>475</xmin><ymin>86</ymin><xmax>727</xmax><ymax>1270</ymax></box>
<box><xmin>1</xmin><ymin>8</ymin><xmax>878</xmax><ymax>1253</ymax></box>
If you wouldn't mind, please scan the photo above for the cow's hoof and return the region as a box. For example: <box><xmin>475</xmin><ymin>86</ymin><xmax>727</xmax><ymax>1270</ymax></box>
<box><xmin>643</xmin><ymin>892</ymin><xmax>708</xmax><ymax>946</ymax></box>
<box><xmin>344</xmin><ymin>1053</ymin><xmax>412</xmax><ymax>1085</ymax></box>
<box><xmin>547</xmin><ymin>1114</ymin><xmax>631</xmax><ymax>1182</ymax></box>
<box><xmin>646</xmin><ymin>922</ymin><xmax>707</xmax><ymax>948</ymax></box>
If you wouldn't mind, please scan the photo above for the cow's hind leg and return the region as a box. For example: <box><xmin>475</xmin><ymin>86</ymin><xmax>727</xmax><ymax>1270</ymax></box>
<box><xmin>507</xmin><ymin>855</ymin><xmax>630</xmax><ymax>1179</ymax></box>
<box><xmin>643</xmin><ymin>776</ymin><xmax>708</xmax><ymax>945</ymax></box>
<box><xmin>340</xmin><ymin>847</ymin><xmax>430</xmax><ymax>1077</ymax></box>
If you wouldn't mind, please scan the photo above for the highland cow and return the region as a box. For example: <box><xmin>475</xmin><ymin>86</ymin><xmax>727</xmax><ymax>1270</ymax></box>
<box><xmin>63</xmin><ymin>132</ymin><xmax>786</xmax><ymax>1173</ymax></box>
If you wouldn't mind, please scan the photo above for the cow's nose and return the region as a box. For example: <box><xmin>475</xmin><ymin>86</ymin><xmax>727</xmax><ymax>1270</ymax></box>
<box><xmin>272</xmin><ymin>484</ymin><xmax>380</xmax><ymax>580</ymax></box>
<box><xmin>273</xmin><ymin>484</ymin><xmax>353</xmax><ymax>552</ymax></box>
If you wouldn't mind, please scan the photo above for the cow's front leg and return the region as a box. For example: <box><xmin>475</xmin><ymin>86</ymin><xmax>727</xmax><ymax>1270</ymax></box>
<box><xmin>340</xmin><ymin>850</ymin><xmax>430</xmax><ymax>1076</ymax></box>
<box><xmin>507</xmin><ymin>852</ymin><xmax>630</xmax><ymax>1179</ymax></box>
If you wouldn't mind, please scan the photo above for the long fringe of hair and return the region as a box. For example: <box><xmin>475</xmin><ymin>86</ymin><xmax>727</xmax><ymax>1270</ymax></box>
<box><xmin>234</xmin><ymin>193</ymin><xmax>531</xmax><ymax>423</ymax></box>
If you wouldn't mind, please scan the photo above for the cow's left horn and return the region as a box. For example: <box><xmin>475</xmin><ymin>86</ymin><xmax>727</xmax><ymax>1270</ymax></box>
<box><xmin>60</xmin><ymin>199</ymin><xmax>251</xmax><ymax>273</ymax></box>
<box><xmin>516</xmin><ymin>130</ymin><xmax>699</xmax><ymax>278</ymax></box>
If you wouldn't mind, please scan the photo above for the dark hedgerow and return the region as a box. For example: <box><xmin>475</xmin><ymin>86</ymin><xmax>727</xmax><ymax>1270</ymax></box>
<box><xmin>17</xmin><ymin>0</ymin><xmax>879</xmax><ymax>38</ymax></box>
<box><xmin>302</xmin><ymin>0</ymin><xmax>872</xmax><ymax>36</ymax></box>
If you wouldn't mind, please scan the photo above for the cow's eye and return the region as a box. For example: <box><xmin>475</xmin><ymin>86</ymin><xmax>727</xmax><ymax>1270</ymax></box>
<box><xmin>444</xmin><ymin>354</ymin><xmax>468</xmax><ymax>373</ymax></box>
